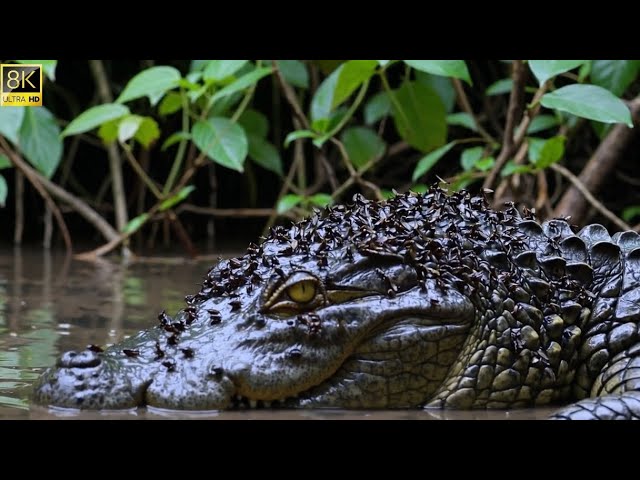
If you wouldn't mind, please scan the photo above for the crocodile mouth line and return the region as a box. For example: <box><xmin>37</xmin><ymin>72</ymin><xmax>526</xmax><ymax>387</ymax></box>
<box><xmin>230</xmin><ymin>394</ymin><xmax>300</xmax><ymax>409</ymax></box>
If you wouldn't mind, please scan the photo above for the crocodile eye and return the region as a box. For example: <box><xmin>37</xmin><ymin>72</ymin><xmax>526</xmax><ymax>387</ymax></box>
<box><xmin>287</xmin><ymin>280</ymin><xmax>317</xmax><ymax>304</ymax></box>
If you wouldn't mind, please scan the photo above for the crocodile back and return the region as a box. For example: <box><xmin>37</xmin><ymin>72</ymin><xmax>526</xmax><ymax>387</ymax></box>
<box><xmin>519</xmin><ymin>220</ymin><xmax>640</xmax><ymax>398</ymax></box>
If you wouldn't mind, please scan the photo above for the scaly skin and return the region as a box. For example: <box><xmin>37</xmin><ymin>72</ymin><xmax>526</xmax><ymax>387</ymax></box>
<box><xmin>31</xmin><ymin>188</ymin><xmax>640</xmax><ymax>419</ymax></box>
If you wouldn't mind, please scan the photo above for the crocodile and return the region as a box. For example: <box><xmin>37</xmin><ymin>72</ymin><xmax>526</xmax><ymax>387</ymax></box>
<box><xmin>31</xmin><ymin>187</ymin><xmax>640</xmax><ymax>419</ymax></box>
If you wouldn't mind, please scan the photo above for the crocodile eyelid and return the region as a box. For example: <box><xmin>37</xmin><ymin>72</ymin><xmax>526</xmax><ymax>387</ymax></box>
<box><xmin>262</xmin><ymin>271</ymin><xmax>326</xmax><ymax>310</ymax></box>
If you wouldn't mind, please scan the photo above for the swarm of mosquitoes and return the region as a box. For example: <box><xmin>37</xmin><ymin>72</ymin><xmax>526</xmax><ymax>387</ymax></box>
<box><xmin>117</xmin><ymin>185</ymin><xmax>594</xmax><ymax>368</ymax></box>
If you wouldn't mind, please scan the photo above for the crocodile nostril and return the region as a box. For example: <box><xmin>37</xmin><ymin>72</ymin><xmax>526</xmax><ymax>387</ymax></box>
<box><xmin>56</xmin><ymin>350</ymin><xmax>102</xmax><ymax>369</ymax></box>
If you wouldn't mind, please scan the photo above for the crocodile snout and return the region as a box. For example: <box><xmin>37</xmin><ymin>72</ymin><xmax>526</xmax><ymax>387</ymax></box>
<box><xmin>32</xmin><ymin>348</ymin><xmax>153</xmax><ymax>410</ymax></box>
<box><xmin>56</xmin><ymin>350</ymin><xmax>102</xmax><ymax>369</ymax></box>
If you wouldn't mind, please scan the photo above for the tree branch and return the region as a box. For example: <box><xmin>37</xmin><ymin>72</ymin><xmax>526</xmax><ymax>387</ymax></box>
<box><xmin>553</xmin><ymin>96</ymin><xmax>640</xmax><ymax>224</ymax></box>
<box><xmin>0</xmin><ymin>137</ymin><xmax>121</xmax><ymax>244</ymax></box>
<box><xmin>0</xmin><ymin>137</ymin><xmax>72</xmax><ymax>253</ymax></box>
<box><xmin>452</xmin><ymin>78</ymin><xmax>496</xmax><ymax>145</ymax></box>
<box><xmin>272</xmin><ymin>61</ymin><xmax>310</xmax><ymax>129</ymax></box>
<box><xmin>483</xmin><ymin>60</ymin><xmax>528</xmax><ymax>190</ymax></box>
<box><xmin>551</xmin><ymin>163</ymin><xmax>630</xmax><ymax>231</ymax></box>
<box><xmin>88</xmin><ymin>60</ymin><xmax>129</xmax><ymax>243</ymax></box>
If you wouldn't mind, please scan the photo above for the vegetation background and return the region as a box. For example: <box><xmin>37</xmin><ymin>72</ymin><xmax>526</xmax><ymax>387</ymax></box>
<box><xmin>0</xmin><ymin>60</ymin><xmax>638</xmax><ymax>259</ymax></box>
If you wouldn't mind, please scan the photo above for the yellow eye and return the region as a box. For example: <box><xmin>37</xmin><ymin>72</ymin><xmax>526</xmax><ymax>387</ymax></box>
<box><xmin>287</xmin><ymin>280</ymin><xmax>317</xmax><ymax>303</ymax></box>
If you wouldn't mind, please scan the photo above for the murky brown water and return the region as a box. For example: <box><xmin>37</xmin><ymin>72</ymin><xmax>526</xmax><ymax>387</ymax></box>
<box><xmin>0</xmin><ymin>248</ymin><xmax>555</xmax><ymax>420</ymax></box>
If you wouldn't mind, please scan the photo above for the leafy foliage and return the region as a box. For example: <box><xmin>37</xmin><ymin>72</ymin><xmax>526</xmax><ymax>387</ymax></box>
<box><xmin>0</xmin><ymin>58</ymin><xmax>638</xmax><ymax>253</ymax></box>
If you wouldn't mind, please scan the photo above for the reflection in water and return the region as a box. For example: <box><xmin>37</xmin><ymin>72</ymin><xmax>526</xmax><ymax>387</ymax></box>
<box><xmin>0</xmin><ymin>248</ymin><xmax>556</xmax><ymax>420</ymax></box>
<box><xmin>0</xmin><ymin>247</ymin><xmax>208</xmax><ymax>418</ymax></box>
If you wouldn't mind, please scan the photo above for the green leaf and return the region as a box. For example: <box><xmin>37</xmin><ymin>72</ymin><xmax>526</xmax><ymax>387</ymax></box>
<box><xmin>410</xmin><ymin>184</ymin><xmax>429</xmax><ymax>194</ymax></box>
<box><xmin>314</xmin><ymin>60</ymin><xmax>344</xmax><ymax>74</ymax></box>
<box><xmin>311</xmin><ymin>118</ymin><xmax>329</xmax><ymax>133</ymax></box>
<box><xmin>122</xmin><ymin>213</ymin><xmax>149</xmax><ymax>234</ymax></box>
<box><xmin>19</xmin><ymin>107</ymin><xmax>62</xmax><ymax>179</ymax></box>
<box><xmin>161</xmin><ymin>131</ymin><xmax>191</xmax><ymax>151</ymax></box>
<box><xmin>159</xmin><ymin>185</ymin><xmax>196</xmax><ymax>212</ymax></box>
<box><xmin>310</xmin><ymin>60</ymin><xmax>376</xmax><ymax>123</ymax></box>
<box><xmin>364</xmin><ymin>91</ymin><xmax>391</xmax><ymax>125</ymax></box>
<box><xmin>332</xmin><ymin>60</ymin><xmax>377</xmax><ymax>108</ymax></box>
<box><xmin>209</xmin><ymin>67</ymin><xmax>272</xmax><ymax>107</ymax></box>
<box><xmin>61</xmin><ymin>103</ymin><xmax>130</xmax><ymax>137</ymax></box>
<box><xmin>179</xmin><ymin>76</ymin><xmax>202</xmax><ymax>90</ymax></box>
<box><xmin>190</xmin><ymin>60</ymin><xmax>209</xmax><ymax>72</ymax></box>
<box><xmin>392</xmin><ymin>81</ymin><xmax>447</xmax><ymax>153</ymax></box>
<box><xmin>449</xmin><ymin>171</ymin><xmax>478</xmax><ymax>191</ymax></box>
<box><xmin>187</xmin><ymin>85</ymin><xmax>207</xmax><ymax>103</ymax></box>
<box><xmin>528</xmin><ymin>60</ymin><xmax>587</xmax><ymax>85</ymax></box>
<box><xmin>415</xmin><ymin>72</ymin><xmax>456</xmax><ymax>113</ymax></box>
<box><xmin>0</xmin><ymin>153</ymin><xmax>11</xmax><ymax>169</ymax></box>
<box><xmin>541</xmin><ymin>84</ymin><xmax>633</xmax><ymax>127</ymax></box>
<box><xmin>312</xmin><ymin>134</ymin><xmax>332</xmax><ymax>148</ymax></box>
<box><xmin>158</xmin><ymin>91</ymin><xmax>183</xmax><ymax>116</ymax></box>
<box><xmin>622</xmin><ymin>206</ymin><xmax>640</xmax><ymax>223</ymax></box>
<box><xmin>284</xmin><ymin>130</ymin><xmax>316</xmax><ymax>148</ymax></box>
<box><xmin>381</xmin><ymin>189</ymin><xmax>396</xmax><ymax>199</ymax></box>
<box><xmin>0</xmin><ymin>106</ymin><xmax>25</xmax><ymax>144</ymax></box>
<box><xmin>578</xmin><ymin>61</ymin><xmax>592</xmax><ymax>82</ymax></box>
<box><xmin>116</xmin><ymin>66</ymin><xmax>181</xmax><ymax>105</ymax></box>
<box><xmin>526</xmin><ymin>115</ymin><xmax>559</xmax><ymax>134</ymax></box>
<box><xmin>325</xmin><ymin>107</ymin><xmax>348</xmax><ymax>133</ymax></box>
<box><xmin>192</xmin><ymin>117</ymin><xmax>247</xmax><ymax>172</ymax></box>
<box><xmin>404</xmin><ymin>60</ymin><xmax>472</xmax><ymax>85</ymax></box>
<box><xmin>310</xmin><ymin>67</ymin><xmax>341</xmax><ymax>123</ymax></box>
<box><xmin>412</xmin><ymin>141</ymin><xmax>456</xmax><ymax>181</ymax></box>
<box><xmin>117</xmin><ymin>115</ymin><xmax>142</xmax><ymax>143</ymax></box>
<box><xmin>591</xmin><ymin>60</ymin><xmax>640</xmax><ymax>96</ymax></box>
<box><xmin>527</xmin><ymin>137</ymin><xmax>545</xmax><ymax>165</ymax></box>
<box><xmin>486</xmin><ymin>78</ymin><xmax>513</xmax><ymax>96</ymax></box>
<box><xmin>501</xmin><ymin>160</ymin><xmax>534</xmax><ymax>177</ymax></box>
<box><xmin>446</xmin><ymin>112</ymin><xmax>477</xmax><ymax>132</ymax></box>
<box><xmin>277</xmin><ymin>60</ymin><xmax>309</xmax><ymax>88</ymax></box>
<box><xmin>0</xmin><ymin>174</ymin><xmax>7</xmax><ymax>207</ymax></box>
<box><xmin>308</xmin><ymin>193</ymin><xmax>333</xmax><ymax>208</ymax></box>
<box><xmin>247</xmin><ymin>134</ymin><xmax>282</xmax><ymax>176</ymax></box>
<box><xmin>529</xmin><ymin>135</ymin><xmax>565</xmax><ymax>168</ymax></box>
<box><xmin>97</xmin><ymin>118</ymin><xmax>119</xmax><ymax>144</ymax></box>
<box><xmin>238</xmin><ymin>109</ymin><xmax>268</xmax><ymax>139</ymax></box>
<box><xmin>15</xmin><ymin>60</ymin><xmax>57</xmax><ymax>81</ymax></box>
<box><xmin>475</xmin><ymin>156</ymin><xmax>495</xmax><ymax>172</ymax></box>
<box><xmin>341</xmin><ymin>126</ymin><xmax>386</xmax><ymax>168</ymax></box>
<box><xmin>203</xmin><ymin>60</ymin><xmax>248</xmax><ymax>82</ymax></box>
<box><xmin>277</xmin><ymin>194</ymin><xmax>302</xmax><ymax>214</ymax></box>
<box><xmin>134</xmin><ymin>117</ymin><xmax>160</xmax><ymax>148</ymax></box>
<box><xmin>209</xmin><ymin>91</ymin><xmax>243</xmax><ymax>116</ymax></box>
<box><xmin>460</xmin><ymin>146</ymin><xmax>484</xmax><ymax>171</ymax></box>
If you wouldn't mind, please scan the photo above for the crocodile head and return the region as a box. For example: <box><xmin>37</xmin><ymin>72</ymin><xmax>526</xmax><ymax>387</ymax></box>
<box><xmin>33</xmin><ymin>189</ymin><xmax>540</xmax><ymax>411</ymax></box>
